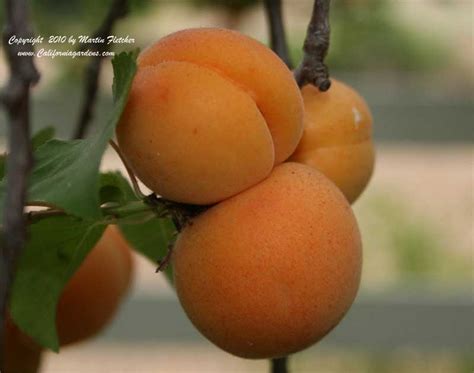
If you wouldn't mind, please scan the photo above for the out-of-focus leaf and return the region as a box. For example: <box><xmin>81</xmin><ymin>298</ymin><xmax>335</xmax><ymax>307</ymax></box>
<box><xmin>31</xmin><ymin>127</ymin><xmax>56</xmax><ymax>150</ymax></box>
<box><xmin>99</xmin><ymin>171</ymin><xmax>137</xmax><ymax>205</ymax></box>
<box><xmin>10</xmin><ymin>216</ymin><xmax>106</xmax><ymax>351</ymax></box>
<box><xmin>119</xmin><ymin>217</ymin><xmax>176</xmax><ymax>281</ymax></box>
<box><xmin>0</xmin><ymin>50</ymin><xmax>138</xmax><ymax>218</ymax></box>
<box><xmin>0</xmin><ymin>127</ymin><xmax>56</xmax><ymax>181</ymax></box>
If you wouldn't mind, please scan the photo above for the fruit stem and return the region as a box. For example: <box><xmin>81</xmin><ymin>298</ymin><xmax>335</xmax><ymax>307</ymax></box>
<box><xmin>144</xmin><ymin>194</ymin><xmax>211</xmax><ymax>232</ymax></box>
<box><xmin>109</xmin><ymin>139</ymin><xmax>146</xmax><ymax>199</ymax></box>
<box><xmin>271</xmin><ymin>356</ymin><xmax>289</xmax><ymax>373</ymax></box>
<box><xmin>102</xmin><ymin>200</ymin><xmax>153</xmax><ymax>219</ymax></box>
<box><xmin>293</xmin><ymin>0</ymin><xmax>331</xmax><ymax>91</ymax></box>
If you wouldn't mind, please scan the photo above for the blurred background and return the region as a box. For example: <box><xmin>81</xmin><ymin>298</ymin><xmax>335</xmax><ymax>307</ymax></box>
<box><xmin>1</xmin><ymin>0</ymin><xmax>472</xmax><ymax>372</ymax></box>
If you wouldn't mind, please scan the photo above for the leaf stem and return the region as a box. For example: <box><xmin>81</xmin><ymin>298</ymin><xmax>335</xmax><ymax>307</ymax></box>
<box><xmin>102</xmin><ymin>200</ymin><xmax>153</xmax><ymax>219</ymax></box>
<box><xmin>24</xmin><ymin>196</ymin><xmax>202</xmax><ymax>228</ymax></box>
<box><xmin>109</xmin><ymin>139</ymin><xmax>146</xmax><ymax>199</ymax></box>
<box><xmin>25</xmin><ymin>201</ymin><xmax>60</xmax><ymax>209</ymax></box>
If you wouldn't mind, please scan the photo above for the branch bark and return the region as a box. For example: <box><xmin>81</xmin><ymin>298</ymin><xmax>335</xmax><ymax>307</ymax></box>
<box><xmin>263</xmin><ymin>0</ymin><xmax>292</xmax><ymax>68</ymax></box>
<box><xmin>271</xmin><ymin>356</ymin><xmax>288</xmax><ymax>373</ymax></box>
<box><xmin>0</xmin><ymin>0</ymin><xmax>40</xmax><ymax>369</ymax></box>
<box><xmin>73</xmin><ymin>0</ymin><xmax>129</xmax><ymax>139</ymax></box>
<box><xmin>293</xmin><ymin>0</ymin><xmax>331</xmax><ymax>91</ymax></box>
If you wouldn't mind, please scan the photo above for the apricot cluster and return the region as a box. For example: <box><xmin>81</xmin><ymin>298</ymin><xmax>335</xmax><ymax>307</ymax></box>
<box><xmin>117</xmin><ymin>28</ymin><xmax>304</xmax><ymax>205</ymax></box>
<box><xmin>116</xmin><ymin>28</ymin><xmax>373</xmax><ymax>359</ymax></box>
<box><xmin>4</xmin><ymin>227</ymin><xmax>134</xmax><ymax>372</ymax></box>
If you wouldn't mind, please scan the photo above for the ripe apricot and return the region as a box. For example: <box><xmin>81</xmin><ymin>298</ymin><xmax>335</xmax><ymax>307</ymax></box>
<box><xmin>56</xmin><ymin>225</ymin><xmax>134</xmax><ymax>345</ymax></box>
<box><xmin>4</xmin><ymin>317</ymin><xmax>42</xmax><ymax>373</ymax></box>
<box><xmin>289</xmin><ymin>80</ymin><xmax>375</xmax><ymax>203</ymax></box>
<box><xmin>3</xmin><ymin>226</ymin><xmax>134</xmax><ymax>372</ymax></box>
<box><xmin>117</xmin><ymin>28</ymin><xmax>304</xmax><ymax>205</ymax></box>
<box><xmin>173</xmin><ymin>162</ymin><xmax>362</xmax><ymax>359</ymax></box>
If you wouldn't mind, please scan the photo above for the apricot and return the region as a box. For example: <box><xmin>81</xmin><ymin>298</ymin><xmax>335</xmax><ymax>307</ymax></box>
<box><xmin>4</xmin><ymin>317</ymin><xmax>42</xmax><ymax>373</ymax></box>
<box><xmin>3</xmin><ymin>226</ymin><xmax>134</xmax><ymax>372</ymax></box>
<box><xmin>117</xmin><ymin>28</ymin><xmax>304</xmax><ymax>205</ymax></box>
<box><xmin>289</xmin><ymin>80</ymin><xmax>375</xmax><ymax>203</ymax></box>
<box><xmin>173</xmin><ymin>162</ymin><xmax>362</xmax><ymax>359</ymax></box>
<box><xmin>56</xmin><ymin>225</ymin><xmax>134</xmax><ymax>345</ymax></box>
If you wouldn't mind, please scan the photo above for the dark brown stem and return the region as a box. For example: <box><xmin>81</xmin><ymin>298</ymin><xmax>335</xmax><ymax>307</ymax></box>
<box><xmin>263</xmin><ymin>0</ymin><xmax>292</xmax><ymax>68</ymax></box>
<box><xmin>73</xmin><ymin>0</ymin><xmax>129</xmax><ymax>139</ymax></box>
<box><xmin>26</xmin><ymin>209</ymin><xmax>66</xmax><ymax>223</ymax></box>
<box><xmin>144</xmin><ymin>194</ymin><xmax>210</xmax><ymax>231</ymax></box>
<box><xmin>156</xmin><ymin>234</ymin><xmax>177</xmax><ymax>273</ymax></box>
<box><xmin>271</xmin><ymin>357</ymin><xmax>288</xmax><ymax>373</ymax></box>
<box><xmin>0</xmin><ymin>0</ymin><xmax>39</xmax><ymax>369</ymax></box>
<box><xmin>293</xmin><ymin>0</ymin><xmax>331</xmax><ymax>91</ymax></box>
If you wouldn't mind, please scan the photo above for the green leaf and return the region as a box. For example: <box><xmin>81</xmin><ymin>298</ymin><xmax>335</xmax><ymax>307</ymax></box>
<box><xmin>0</xmin><ymin>51</ymin><xmax>137</xmax><ymax>218</ymax></box>
<box><xmin>112</xmin><ymin>49</ymin><xmax>139</xmax><ymax>102</ymax></box>
<box><xmin>10</xmin><ymin>216</ymin><xmax>106</xmax><ymax>351</ymax></box>
<box><xmin>99</xmin><ymin>171</ymin><xmax>138</xmax><ymax>205</ymax></box>
<box><xmin>103</xmin><ymin>169</ymin><xmax>177</xmax><ymax>280</ymax></box>
<box><xmin>119</xmin><ymin>217</ymin><xmax>176</xmax><ymax>280</ymax></box>
<box><xmin>31</xmin><ymin>127</ymin><xmax>56</xmax><ymax>150</ymax></box>
<box><xmin>0</xmin><ymin>126</ymin><xmax>56</xmax><ymax>181</ymax></box>
<box><xmin>100</xmin><ymin>171</ymin><xmax>176</xmax><ymax>279</ymax></box>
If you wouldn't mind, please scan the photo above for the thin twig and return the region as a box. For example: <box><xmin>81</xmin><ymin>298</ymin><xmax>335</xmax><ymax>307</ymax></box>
<box><xmin>25</xmin><ymin>201</ymin><xmax>60</xmax><ymax>209</ymax></box>
<box><xmin>109</xmin><ymin>139</ymin><xmax>146</xmax><ymax>199</ymax></box>
<box><xmin>271</xmin><ymin>357</ymin><xmax>288</xmax><ymax>373</ymax></box>
<box><xmin>0</xmin><ymin>0</ymin><xmax>39</xmax><ymax>368</ymax></box>
<box><xmin>73</xmin><ymin>0</ymin><xmax>129</xmax><ymax>139</ymax></box>
<box><xmin>263</xmin><ymin>0</ymin><xmax>292</xmax><ymax>68</ymax></box>
<box><xmin>293</xmin><ymin>0</ymin><xmax>331</xmax><ymax>91</ymax></box>
<box><xmin>156</xmin><ymin>233</ymin><xmax>177</xmax><ymax>273</ymax></box>
<box><xmin>26</xmin><ymin>209</ymin><xmax>66</xmax><ymax>223</ymax></box>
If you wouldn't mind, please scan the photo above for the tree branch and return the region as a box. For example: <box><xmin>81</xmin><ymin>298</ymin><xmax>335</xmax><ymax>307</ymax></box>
<box><xmin>0</xmin><ymin>0</ymin><xmax>39</xmax><ymax>368</ymax></box>
<box><xmin>294</xmin><ymin>0</ymin><xmax>331</xmax><ymax>91</ymax></box>
<box><xmin>73</xmin><ymin>0</ymin><xmax>129</xmax><ymax>139</ymax></box>
<box><xmin>271</xmin><ymin>356</ymin><xmax>288</xmax><ymax>373</ymax></box>
<box><xmin>263</xmin><ymin>0</ymin><xmax>292</xmax><ymax>68</ymax></box>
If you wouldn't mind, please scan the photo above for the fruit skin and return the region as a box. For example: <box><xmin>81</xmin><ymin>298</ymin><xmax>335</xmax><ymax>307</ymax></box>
<box><xmin>289</xmin><ymin>80</ymin><xmax>375</xmax><ymax>203</ymax></box>
<box><xmin>3</xmin><ymin>226</ymin><xmax>134</xmax><ymax>372</ymax></box>
<box><xmin>4</xmin><ymin>317</ymin><xmax>42</xmax><ymax>373</ymax></box>
<box><xmin>117</xmin><ymin>27</ymin><xmax>304</xmax><ymax>205</ymax></box>
<box><xmin>173</xmin><ymin>162</ymin><xmax>362</xmax><ymax>359</ymax></box>
<box><xmin>56</xmin><ymin>225</ymin><xmax>134</xmax><ymax>345</ymax></box>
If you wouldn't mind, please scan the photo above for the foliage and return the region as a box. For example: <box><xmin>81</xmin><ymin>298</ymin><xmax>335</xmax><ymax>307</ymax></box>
<box><xmin>0</xmin><ymin>51</ymin><xmax>176</xmax><ymax>351</ymax></box>
<box><xmin>0</xmin><ymin>51</ymin><xmax>138</xmax><ymax>219</ymax></box>
<box><xmin>0</xmin><ymin>127</ymin><xmax>55</xmax><ymax>181</ymax></box>
<box><xmin>10</xmin><ymin>216</ymin><xmax>106</xmax><ymax>351</ymax></box>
